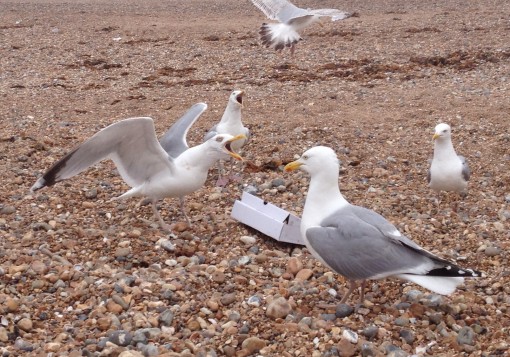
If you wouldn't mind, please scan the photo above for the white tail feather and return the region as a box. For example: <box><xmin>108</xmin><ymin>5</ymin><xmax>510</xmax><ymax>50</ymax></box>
<box><xmin>396</xmin><ymin>274</ymin><xmax>464</xmax><ymax>295</ymax></box>
<box><xmin>260</xmin><ymin>23</ymin><xmax>301</xmax><ymax>50</ymax></box>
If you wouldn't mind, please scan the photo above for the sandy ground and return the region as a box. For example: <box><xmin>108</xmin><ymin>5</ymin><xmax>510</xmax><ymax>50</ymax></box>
<box><xmin>1</xmin><ymin>0</ymin><xmax>509</xmax><ymax>356</ymax></box>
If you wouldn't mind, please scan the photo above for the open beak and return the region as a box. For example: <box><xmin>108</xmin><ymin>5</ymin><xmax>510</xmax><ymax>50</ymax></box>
<box><xmin>432</xmin><ymin>133</ymin><xmax>440</xmax><ymax>140</ymax></box>
<box><xmin>236</xmin><ymin>91</ymin><xmax>245</xmax><ymax>107</ymax></box>
<box><xmin>284</xmin><ymin>160</ymin><xmax>303</xmax><ymax>172</ymax></box>
<box><xmin>225</xmin><ymin>134</ymin><xmax>246</xmax><ymax>161</ymax></box>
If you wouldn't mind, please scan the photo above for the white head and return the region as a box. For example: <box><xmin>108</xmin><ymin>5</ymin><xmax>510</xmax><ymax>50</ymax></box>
<box><xmin>229</xmin><ymin>90</ymin><xmax>245</xmax><ymax>107</ymax></box>
<box><xmin>433</xmin><ymin>123</ymin><xmax>452</xmax><ymax>141</ymax></box>
<box><xmin>284</xmin><ymin>146</ymin><xmax>339</xmax><ymax>176</ymax></box>
<box><xmin>204</xmin><ymin>134</ymin><xmax>246</xmax><ymax>161</ymax></box>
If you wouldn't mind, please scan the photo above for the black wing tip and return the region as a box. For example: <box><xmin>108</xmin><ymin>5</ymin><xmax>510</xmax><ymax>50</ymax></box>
<box><xmin>32</xmin><ymin>149</ymin><xmax>77</xmax><ymax>191</ymax></box>
<box><xmin>427</xmin><ymin>265</ymin><xmax>482</xmax><ymax>278</ymax></box>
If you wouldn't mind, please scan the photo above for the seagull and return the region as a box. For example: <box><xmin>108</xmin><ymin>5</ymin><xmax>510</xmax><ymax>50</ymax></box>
<box><xmin>285</xmin><ymin>146</ymin><xmax>481</xmax><ymax>304</ymax></box>
<box><xmin>249</xmin><ymin>0</ymin><xmax>352</xmax><ymax>54</ymax></box>
<box><xmin>204</xmin><ymin>90</ymin><xmax>250</xmax><ymax>186</ymax></box>
<box><xmin>428</xmin><ymin>123</ymin><xmax>470</xmax><ymax>196</ymax></box>
<box><xmin>30</xmin><ymin>116</ymin><xmax>245</xmax><ymax>231</ymax></box>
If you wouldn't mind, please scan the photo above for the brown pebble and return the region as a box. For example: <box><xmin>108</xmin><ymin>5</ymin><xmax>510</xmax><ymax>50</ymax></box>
<box><xmin>17</xmin><ymin>318</ymin><xmax>33</xmax><ymax>332</ymax></box>
<box><xmin>212</xmin><ymin>270</ymin><xmax>225</xmax><ymax>283</ymax></box>
<box><xmin>220</xmin><ymin>293</ymin><xmax>236</xmax><ymax>306</ymax></box>
<box><xmin>106</xmin><ymin>300</ymin><xmax>124</xmax><ymax>314</ymax></box>
<box><xmin>337</xmin><ymin>338</ymin><xmax>357</xmax><ymax>357</ymax></box>
<box><xmin>241</xmin><ymin>336</ymin><xmax>267</xmax><ymax>354</ymax></box>
<box><xmin>5</xmin><ymin>297</ymin><xmax>19</xmax><ymax>312</ymax></box>
<box><xmin>287</xmin><ymin>257</ymin><xmax>303</xmax><ymax>276</ymax></box>
<box><xmin>266</xmin><ymin>297</ymin><xmax>292</xmax><ymax>319</ymax></box>
<box><xmin>295</xmin><ymin>268</ymin><xmax>313</xmax><ymax>281</ymax></box>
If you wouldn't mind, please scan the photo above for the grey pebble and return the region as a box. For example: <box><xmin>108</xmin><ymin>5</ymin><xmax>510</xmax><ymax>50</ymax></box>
<box><xmin>238</xmin><ymin>256</ymin><xmax>251</xmax><ymax>265</ymax></box>
<box><xmin>220</xmin><ymin>293</ymin><xmax>236</xmax><ymax>306</ymax></box>
<box><xmin>247</xmin><ymin>295</ymin><xmax>261</xmax><ymax>307</ymax></box>
<box><xmin>394</xmin><ymin>317</ymin><xmax>409</xmax><ymax>326</ymax></box>
<box><xmin>387</xmin><ymin>349</ymin><xmax>408</xmax><ymax>357</ymax></box>
<box><xmin>457</xmin><ymin>326</ymin><xmax>475</xmax><ymax>345</ymax></box>
<box><xmin>485</xmin><ymin>246</ymin><xmax>501</xmax><ymax>257</ymax></box>
<box><xmin>85</xmin><ymin>188</ymin><xmax>97</xmax><ymax>199</ymax></box>
<box><xmin>108</xmin><ymin>330</ymin><xmax>133</xmax><ymax>346</ymax></box>
<box><xmin>423</xmin><ymin>294</ymin><xmax>444</xmax><ymax>307</ymax></box>
<box><xmin>14</xmin><ymin>338</ymin><xmax>34</xmax><ymax>351</ymax></box>
<box><xmin>320</xmin><ymin>313</ymin><xmax>336</xmax><ymax>321</ymax></box>
<box><xmin>228</xmin><ymin>311</ymin><xmax>241</xmax><ymax>322</ymax></box>
<box><xmin>137</xmin><ymin>342</ymin><xmax>159</xmax><ymax>356</ymax></box>
<box><xmin>399</xmin><ymin>329</ymin><xmax>415</xmax><ymax>344</ymax></box>
<box><xmin>362</xmin><ymin>325</ymin><xmax>379</xmax><ymax>340</ymax></box>
<box><xmin>361</xmin><ymin>342</ymin><xmax>376</xmax><ymax>357</ymax></box>
<box><xmin>335</xmin><ymin>303</ymin><xmax>354</xmax><ymax>318</ymax></box>
<box><xmin>158</xmin><ymin>309</ymin><xmax>174</xmax><ymax>326</ymax></box>
<box><xmin>299</xmin><ymin>316</ymin><xmax>312</xmax><ymax>326</ymax></box>
<box><xmin>239</xmin><ymin>323</ymin><xmax>250</xmax><ymax>334</ymax></box>
<box><xmin>0</xmin><ymin>206</ymin><xmax>16</xmax><ymax>215</ymax></box>
<box><xmin>160</xmin><ymin>240</ymin><xmax>175</xmax><ymax>252</ymax></box>
<box><xmin>243</xmin><ymin>185</ymin><xmax>258</xmax><ymax>195</ymax></box>
<box><xmin>271</xmin><ymin>178</ymin><xmax>285</xmax><ymax>187</ymax></box>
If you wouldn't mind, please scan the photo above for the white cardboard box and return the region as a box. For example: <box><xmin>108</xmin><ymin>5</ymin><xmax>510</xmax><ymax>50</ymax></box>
<box><xmin>231</xmin><ymin>191</ymin><xmax>304</xmax><ymax>245</ymax></box>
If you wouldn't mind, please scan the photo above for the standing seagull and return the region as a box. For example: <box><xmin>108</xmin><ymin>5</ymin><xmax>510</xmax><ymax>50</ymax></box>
<box><xmin>204</xmin><ymin>90</ymin><xmax>250</xmax><ymax>186</ymax></box>
<box><xmin>428</xmin><ymin>123</ymin><xmax>470</xmax><ymax>198</ymax></box>
<box><xmin>285</xmin><ymin>146</ymin><xmax>480</xmax><ymax>304</ymax></box>
<box><xmin>31</xmin><ymin>117</ymin><xmax>245</xmax><ymax>231</ymax></box>
<box><xmin>250</xmin><ymin>0</ymin><xmax>352</xmax><ymax>54</ymax></box>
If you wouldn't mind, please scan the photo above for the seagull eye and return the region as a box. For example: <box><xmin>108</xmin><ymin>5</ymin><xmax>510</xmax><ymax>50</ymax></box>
<box><xmin>302</xmin><ymin>155</ymin><xmax>309</xmax><ymax>160</ymax></box>
<box><xmin>215</xmin><ymin>136</ymin><xmax>223</xmax><ymax>142</ymax></box>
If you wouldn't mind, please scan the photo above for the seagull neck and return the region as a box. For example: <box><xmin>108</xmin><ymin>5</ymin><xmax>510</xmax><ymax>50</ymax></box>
<box><xmin>178</xmin><ymin>144</ymin><xmax>218</xmax><ymax>169</ymax></box>
<box><xmin>304</xmin><ymin>170</ymin><xmax>348</xmax><ymax>217</ymax></box>
<box><xmin>220</xmin><ymin>104</ymin><xmax>241</xmax><ymax>124</ymax></box>
<box><xmin>434</xmin><ymin>139</ymin><xmax>457</xmax><ymax>159</ymax></box>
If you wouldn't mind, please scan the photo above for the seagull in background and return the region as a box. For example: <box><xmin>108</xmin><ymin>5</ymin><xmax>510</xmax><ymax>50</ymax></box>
<box><xmin>204</xmin><ymin>90</ymin><xmax>250</xmax><ymax>186</ymax></box>
<box><xmin>428</xmin><ymin>123</ymin><xmax>470</xmax><ymax>210</ymax></box>
<box><xmin>250</xmin><ymin>0</ymin><xmax>352</xmax><ymax>54</ymax></box>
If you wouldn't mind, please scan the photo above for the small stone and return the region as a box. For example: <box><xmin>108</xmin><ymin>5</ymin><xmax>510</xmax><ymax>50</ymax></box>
<box><xmin>240</xmin><ymin>236</ymin><xmax>256</xmax><ymax>245</ymax></box>
<box><xmin>238</xmin><ymin>256</ymin><xmax>251</xmax><ymax>265</ymax></box>
<box><xmin>394</xmin><ymin>317</ymin><xmax>409</xmax><ymax>326</ymax></box>
<box><xmin>114</xmin><ymin>247</ymin><xmax>131</xmax><ymax>258</ymax></box>
<box><xmin>17</xmin><ymin>318</ymin><xmax>33</xmax><ymax>332</ymax></box>
<box><xmin>241</xmin><ymin>337</ymin><xmax>266</xmax><ymax>354</ymax></box>
<box><xmin>85</xmin><ymin>188</ymin><xmax>97</xmax><ymax>199</ymax></box>
<box><xmin>409</xmin><ymin>303</ymin><xmax>426</xmax><ymax>318</ymax></box>
<box><xmin>106</xmin><ymin>300</ymin><xmax>124</xmax><ymax>314</ymax></box>
<box><xmin>0</xmin><ymin>327</ymin><xmax>8</xmax><ymax>342</ymax></box>
<box><xmin>266</xmin><ymin>297</ymin><xmax>292</xmax><ymax>319</ymax></box>
<box><xmin>362</xmin><ymin>325</ymin><xmax>378</xmax><ymax>340</ymax></box>
<box><xmin>295</xmin><ymin>268</ymin><xmax>313</xmax><ymax>281</ymax></box>
<box><xmin>14</xmin><ymin>338</ymin><xmax>34</xmax><ymax>352</ymax></box>
<box><xmin>138</xmin><ymin>343</ymin><xmax>158</xmax><ymax>356</ymax></box>
<box><xmin>160</xmin><ymin>240</ymin><xmax>175</xmax><ymax>252</ymax></box>
<box><xmin>6</xmin><ymin>297</ymin><xmax>19</xmax><ymax>312</ymax></box>
<box><xmin>220</xmin><ymin>293</ymin><xmax>236</xmax><ymax>306</ymax></box>
<box><xmin>387</xmin><ymin>349</ymin><xmax>408</xmax><ymax>357</ymax></box>
<box><xmin>0</xmin><ymin>205</ymin><xmax>16</xmax><ymax>214</ymax></box>
<box><xmin>271</xmin><ymin>178</ymin><xmax>285</xmax><ymax>187</ymax></box>
<box><xmin>97</xmin><ymin>317</ymin><xmax>112</xmax><ymax>331</ymax></box>
<box><xmin>399</xmin><ymin>329</ymin><xmax>415</xmax><ymax>344</ymax></box>
<box><xmin>44</xmin><ymin>342</ymin><xmax>62</xmax><ymax>352</ymax></box>
<box><xmin>158</xmin><ymin>309</ymin><xmax>174</xmax><ymax>327</ymax></box>
<box><xmin>287</xmin><ymin>257</ymin><xmax>303</xmax><ymax>275</ymax></box>
<box><xmin>208</xmin><ymin>192</ymin><xmax>221</xmax><ymax>201</ymax></box>
<box><xmin>109</xmin><ymin>330</ymin><xmax>133</xmax><ymax>347</ymax></box>
<box><xmin>485</xmin><ymin>246</ymin><xmax>501</xmax><ymax>257</ymax></box>
<box><xmin>247</xmin><ymin>295</ymin><xmax>261</xmax><ymax>307</ymax></box>
<box><xmin>360</xmin><ymin>342</ymin><xmax>376</xmax><ymax>357</ymax></box>
<box><xmin>342</xmin><ymin>329</ymin><xmax>358</xmax><ymax>343</ymax></box>
<box><xmin>211</xmin><ymin>270</ymin><xmax>225</xmax><ymax>283</ymax></box>
<box><xmin>457</xmin><ymin>326</ymin><xmax>475</xmax><ymax>345</ymax></box>
<box><xmin>337</xmin><ymin>338</ymin><xmax>357</xmax><ymax>357</ymax></box>
<box><xmin>335</xmin><ymin>303</ymin><xmax>354</xmax><ymax>318</ymax></box>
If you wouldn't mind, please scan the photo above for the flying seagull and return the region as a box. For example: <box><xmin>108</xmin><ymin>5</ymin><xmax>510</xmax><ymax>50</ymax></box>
<box><xmin>285</xmin><ymin>146</ymin><xmax>481</xmax><ymax>304</ymax></box>
<box><xmin>428</xmin><ymin>123</ymin><xmax>470</xmax><ymax>195</ymax></box>
<box><xmin>250</xmin><ymin>0</ymin><xmax>352</xmax><ymax>54</ymax></box>
<box><xmin>204</xmin><ymin>90</ymin><xmax>250</xmax><ymax>186</ymax></box>
<box><xmin>31</xmin><ymin>116</ymin><xmax>245</xmax><ymax>231</ymax></box>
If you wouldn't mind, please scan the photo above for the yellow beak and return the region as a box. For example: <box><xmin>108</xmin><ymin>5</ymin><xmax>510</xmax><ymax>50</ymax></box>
<box><xmin>284</xmin><ymin>160</ymin><xmax>303</xmax><ymax>172</ymax></box>
<box><xmin>226</xmin><ymin>134</ymin><xmax>247</xmax><ymax>161</ymax></box>
<box><xmin>432</xmin><ymin>133</ymin><xmax>440</xmax><ymax>140</ymax></box>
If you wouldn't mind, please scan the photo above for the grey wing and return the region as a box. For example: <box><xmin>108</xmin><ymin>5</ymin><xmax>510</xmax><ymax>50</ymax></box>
<box><xmin>250</xmin><ymin>0</ymin><xmax>297</xmax><ymax>21</ymax></box>
<box><xmin>203</xmin><ymin>124</ymin><xmax>218</xmax><ymax>142</ymax></box>
<box><xmin>306</xmin><ymin>213</ymin><xmax>434</xmax><ymax>280</ymax></box>
<box><xmin>159</xmin><ymin>103</ymin><xmax>208</xmax><ymax>158</ymax></box>
<box><xmin>458</xmin><ymin>155</ymin><xmax>470</xmax><ymax>181</ymax></box>
<box><xmin>31</xmin><ymin>117</ymin><xmax>174</xmax><ymax>191</ymax></box>
<box><xmin>307</xmin><ymin>8</ymin><xmax>351</xmax><ymax>21</ymax></box>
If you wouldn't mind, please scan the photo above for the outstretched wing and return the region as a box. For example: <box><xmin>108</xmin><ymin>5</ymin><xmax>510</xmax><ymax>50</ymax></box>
<box><xmin>31</xmin><ymin>117</ymin><xmax>174</xmax><ymax>190</ymax></box>
<box><xmin>250</xmin><ymin>0</ymin><xmax>303</xmax><ymax>22</ymax></box>
<box><xmin>159</xmin><ymin>103</ymin><xmax>208</xmax><ymax>158</ymax></box>
<box><xmin>307</xmin><ymin>8</ymin><xmax>351</xmax><ymax>21</ymax></box>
